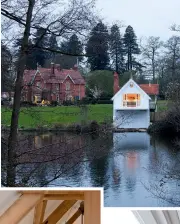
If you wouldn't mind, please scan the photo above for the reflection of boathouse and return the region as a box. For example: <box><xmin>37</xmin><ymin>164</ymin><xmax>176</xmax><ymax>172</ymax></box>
<box><xmin>113</xmin><ymin>132</ymin><xmax>150</xmax><ymax>170</ymax></box>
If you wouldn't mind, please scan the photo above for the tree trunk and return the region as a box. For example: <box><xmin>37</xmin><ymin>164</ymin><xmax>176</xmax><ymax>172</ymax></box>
<box><xmin>7</xmin><ymin>0</ymin><xmax>35</xmax><ymax>187</ymax></box>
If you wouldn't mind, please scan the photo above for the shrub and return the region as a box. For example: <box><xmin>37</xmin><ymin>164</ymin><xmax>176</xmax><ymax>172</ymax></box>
<box><xmin>90</xmin><ymin>120</ymin><xmax>99</xmax><ymax>133</ymax></box>
<box><xmin>20</xmin><ymin>101</ymin><xmax>37</xmax><ymax>107</ymax></box>
<box><xmin>148</xmin><ymin>105</ymin><xmax>180</xmax><ymax>137</ymax></box>
<box><xmin>62</xmin><ymin>100</ymin><xmax>73</xmax><ymax>106</ymax></box>
<box><xmin>96</xmin><ymin>100</ymin><xmax>113</xmax><ymax>104</ymax></box>
<box><xmin>51</xmin><ymin>101</ymin><xmax>58</xmax><ymax>106</ymax></box>
<box><xmin>80</xmin><ymin>97</ymin><xmax>92</xmax><ymax>105</ymax></box>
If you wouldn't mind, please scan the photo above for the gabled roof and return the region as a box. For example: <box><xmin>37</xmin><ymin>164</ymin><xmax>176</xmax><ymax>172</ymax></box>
<box><xmin>23</xmin><ymin>67</ymin><xmax>85</xmax><ymax>85</ymax></box>
<box><xmin>139</xmin><ymin>84</ymin><xmax>159</xmax><ymax>95</ymax></box>
<box><xmin>112</xmin><ymin>79</ymin><xmax>151</xmax><ymax>100</ymax></box>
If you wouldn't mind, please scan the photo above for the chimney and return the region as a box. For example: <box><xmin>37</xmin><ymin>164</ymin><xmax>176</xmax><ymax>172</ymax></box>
<box><xmin>73</xmin><ymin>64</ymin><xmax>78</xmax><ymax>71</ymax></box>
<box><xmin>113</xmin><ymin>72</ymin><xmax>120</xmax><ymax>95</ymax></box>
<box><xmin>51</xmin><ymin>62</ymin><xmax>55</xmax><ymax>76</ymax></box>
<box><xmin>55</xmin><ymin>64</ymin><xmax>61</xmax><ymax>71</ymax></box>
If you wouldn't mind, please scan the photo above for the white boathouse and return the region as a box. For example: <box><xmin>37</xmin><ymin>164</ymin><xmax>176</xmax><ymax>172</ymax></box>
<box><xmin>112</xmin><ymin>73</ymin><xmax>152</xmax><ymax>129</ymax></box>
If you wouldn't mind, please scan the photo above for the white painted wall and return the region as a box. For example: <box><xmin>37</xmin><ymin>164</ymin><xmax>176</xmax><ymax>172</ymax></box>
<box><xmin>112</xmin><ymin>79</ymin><xmax>151</xmax><ymax>129</ymax></box>
<box><xmin>115</xmin><ymin>110</ymin><xmax>150</xmax><ymax>129</ymax></box>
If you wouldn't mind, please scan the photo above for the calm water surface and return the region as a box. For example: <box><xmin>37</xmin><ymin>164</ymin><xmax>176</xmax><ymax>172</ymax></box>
<box><xmin>2</xmin><ymin>131</ymin><xmax>180</xmax><ymax>207</ymax></box>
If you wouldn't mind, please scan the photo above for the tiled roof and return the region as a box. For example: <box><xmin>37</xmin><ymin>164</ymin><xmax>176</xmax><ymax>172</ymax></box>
<box><xmin>139</xmin><ymin>84</ymin><xmax>159</xmax><ymax>95</ymax></box>
<box><xmin>23</xmin><ymin>67</ymin><xmax>85</xmax><ymax>85</ymax></box>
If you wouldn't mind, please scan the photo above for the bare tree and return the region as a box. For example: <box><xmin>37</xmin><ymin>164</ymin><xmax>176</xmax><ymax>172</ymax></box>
<box><xmin>89</xmin><ymin>86</ymin><xmax>103</xmax><ymax>99</ymax></box>
<box><xmin>141</xmin><ymin>36</ymin><xmax>163</xmax><ymax>83</ymax></box>
<box><xmin>1</xmin><ymin>0</ymin><xmax>97</xmax><ymax>186</ymax></box>
<box><xmin>171</xmin><ymin>24</ymin><xmax>180</xmax><ymax>32</ymax></box>
<box><xmin>164</xmin><ymin>36</ymin><xmax>180</xmax><ymax>82</ymax></box>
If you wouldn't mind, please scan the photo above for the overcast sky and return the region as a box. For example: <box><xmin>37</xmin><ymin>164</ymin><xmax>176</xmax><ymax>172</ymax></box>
<box><xmin>97</xmin><ymin>0</ymin><xmax>180</xmax><ymax>41</ymax></box>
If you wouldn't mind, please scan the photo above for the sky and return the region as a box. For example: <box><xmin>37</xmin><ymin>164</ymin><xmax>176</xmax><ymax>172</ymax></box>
<box><xmin>97</xmin><ymin>0</ymin><xmax>180</xmax><ymax>41</ymax></box>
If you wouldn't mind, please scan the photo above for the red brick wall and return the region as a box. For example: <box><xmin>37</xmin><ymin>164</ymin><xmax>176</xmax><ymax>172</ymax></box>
<box><xmin>25</xmin><ymin>75</ymin><xmax>85</xmax><ymax>102</ymax></box>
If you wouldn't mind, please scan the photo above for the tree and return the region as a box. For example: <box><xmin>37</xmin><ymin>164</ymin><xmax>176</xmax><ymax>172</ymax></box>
<box><xmin>14</xmin><ymin>38</ymin><xmax>36</xmax><ymax>69</ymax></box>
<box><xmin>67</xmin><ymin>34</ymin><xmax>84</xmax><ymax>62</ymax></box>
<box><xmin>45</xmin><ymin>34</ymin><xmax>84</xmax><ymax>68</ymax></box>
<box><xmin>86</xmin><ymin>70</ymin><xmax>130</xmax><ymax>97</ymax></box>
<box><xmin>171</xmin><ymin>24</ymin><xmax>180</xmax><ymax>32</ymax></box>
<box><xmin>1</xmin><ymin>0</ymin><xmax>97</xmax><ymax>186</ymax></box>
<box><xmin>1</xmin><ymin>42</ymin><xmax>15</xmax><ymax>92</ymax></box>
<box><xmin>109</xmin><ymin>24</ymin><xmax>125</xmax><ymax>73</ymax></box>
<box><xmin>123</xmin><ymin>25</ymin><xmax>140</xmax><ymax>70</ymax></box>
<box><xmin>48</xmin><ymin>34</ymin><xmax>59</xmax><ymax>61</ymax></box>
<box><xmin>164</xmin><ymin>36</ymin><xmax>180</xmax><ymax>82</ymax></box>
<box><xmin>86</xmin><ymin>21</ymin><xmax>109</xmax><ymax>70</ymax></box>
<box><xmin>59</xmin><ymin>34</ymin><xmax>84</xmax><ymax>68</ymax></box>
<box><xmin>141</xmin><ymin>36</ymin><xmax>163</xmax><ymax>83</ymax></box>
<box><xmin>32</xmin><ymin>27</ymin><xmax>50</xmax><ymax>67</ymax></box>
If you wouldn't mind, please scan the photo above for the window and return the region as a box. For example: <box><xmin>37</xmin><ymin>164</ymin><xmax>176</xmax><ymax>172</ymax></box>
<box><xmin>123</xmin><ymin>94</ymin><xmax>140</xmax><ymax>107</ymax></box>
<box><xmin>56</xmin><ymin>95</ymin><xmax>59</xmax><ymax>102</ymax></box>
<box><xmin>36</xmin><ymin>82</ymin><xmax>41</xmax><ymax>88</ymax></box>
<box><xmin>66</xmin><ymin>81</ymin><xmax>70</xmax><ymax>91</ymax></box>
<box><xmin>56</xmin><ymin>84</ymin><xmax>59</xmax><ymax>90</ymax></box>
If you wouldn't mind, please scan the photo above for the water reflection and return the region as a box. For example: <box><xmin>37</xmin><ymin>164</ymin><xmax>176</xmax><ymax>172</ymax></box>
<box><xmin>2</xmin><ymin>131</ymin><xmax>180</xmax><ymax>207</ymax></box>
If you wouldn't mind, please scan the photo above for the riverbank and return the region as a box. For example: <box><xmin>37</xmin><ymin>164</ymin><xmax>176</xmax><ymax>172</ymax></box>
<box><xmin>1</xmin><ymin>101</ymin><xmax>167</xmax><ymax>129</ymax></box>
<box><xmin>148</xmin><ymin>105</ymin><xmax>180</xmax><ymax>139</ymax></box>
<box><xmin>1</xmin><ymin>120</ymin><xmax>113</xmax><ymax>134</ymax></box>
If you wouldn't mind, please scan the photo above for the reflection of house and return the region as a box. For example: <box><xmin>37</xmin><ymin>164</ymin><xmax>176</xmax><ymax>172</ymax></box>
<box><xmin>22</xmin><ymin>63</ymin><xmax>85</xmax><ymax>103</ymax></box>
<box><xmin>112</xmin><ymin>73</ymin><xmax>159</xmax><ymax>129</ymax></box>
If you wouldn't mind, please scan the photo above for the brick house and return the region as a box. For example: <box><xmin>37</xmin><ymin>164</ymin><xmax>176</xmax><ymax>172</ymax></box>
<box><xmin>22</xmin><ymin>63</ymin><xmax>86</xmax><ymax>103</ymax></box>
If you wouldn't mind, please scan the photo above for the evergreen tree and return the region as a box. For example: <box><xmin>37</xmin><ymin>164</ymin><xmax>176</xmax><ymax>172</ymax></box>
<box><xmin>48</xmin><ymin>34</ymin><xmax>58</xmax><ymax>61</ymax></box>
<box><xmin>1</xmin><ymin>42</ymin><xmax>14</xmax><ymax>91</ymax></box>
<box><xmin>67</xmin><ymin>34</ymin><xmax>83</xmax><ymax>61</ymax></box>
<box><xmin>14</xmin><ymin>38</ymin><xmax>36</xmax><ymax>69</ymax></box>
<box><xmin>123</xmin><ymin>25</ymin><xmax>140</xmax><ymax>70</ymax></box>
<box><xmin>86</xmin><ymin>22</ymin><xmax>109</xmax><ymax>71</ymax></box>
<box><xmin>109</xmin><ymin>24</ymin><xmax>125</xmax><ymax>73</ymax></box>
<box><xmin>51</xmin><ymin>34</ymin><xmax>83</xmax><ymax>68</ymax></box>
<box><xmin>32</xmin><ymin>27</ymin><xmax>49</xmax><ymax>67</ymax></box>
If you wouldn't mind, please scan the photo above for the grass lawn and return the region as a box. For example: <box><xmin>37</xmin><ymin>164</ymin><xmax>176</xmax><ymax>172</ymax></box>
<box><xmin>157</xmin><ymin>100</ymin><xmax>168</xmax><ymax>112</ymax></box>
<box><xmin>1</xmin><ymin>104</ymin><xmax>113</xmax><ymax>128</ymax></box>
<box><xmin>1</xmin><ymin>101</ymin><xmax>168</xmax><ymax>129</ymax></box>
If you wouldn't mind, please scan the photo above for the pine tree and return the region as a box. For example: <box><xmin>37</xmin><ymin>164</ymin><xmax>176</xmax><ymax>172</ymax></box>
<box><xmin>48</xmin><ymin>34</ymin><xmax>58</xmax><ymax>61</ymax></box>
<box><xmin>109</xmin><ymin>24</ymin><xmax>125</xmax><ymax>73</ymax></box>
<box><xmin>53</xmin><ymin>34</ymin><xmax>84</xmax><ymax>68</ymax></box>
<box><xmin>33</xmin><ymin>27</ymin><xmax>49</xmax><ymax>67</ymax></box>
<box><xmin>68</xmin><ymin>34</ymin><xmax>83</xmax><ymax>62</ymax></box>
<box><xmin>86</xmin><ymin>22</ymin><xmax>109</xmax><ymax>71</ymax></box>
<box><xmin>123</xmin><ymin>25</ymin><xmax>140</xmax><ymax>70</ymax></box>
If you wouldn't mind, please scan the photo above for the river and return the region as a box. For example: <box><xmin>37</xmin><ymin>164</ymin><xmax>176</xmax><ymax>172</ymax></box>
<box><xmin>2</xmin><ymin>131</ymin><xmax>180</xmax><ymax>207</ymax></box>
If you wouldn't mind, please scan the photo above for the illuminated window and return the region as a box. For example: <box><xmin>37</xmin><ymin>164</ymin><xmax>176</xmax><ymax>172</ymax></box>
<box><xmin>123</xmin><ymin>94</ymin><xmax>140</xmax><ymax>107</ymax></box>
